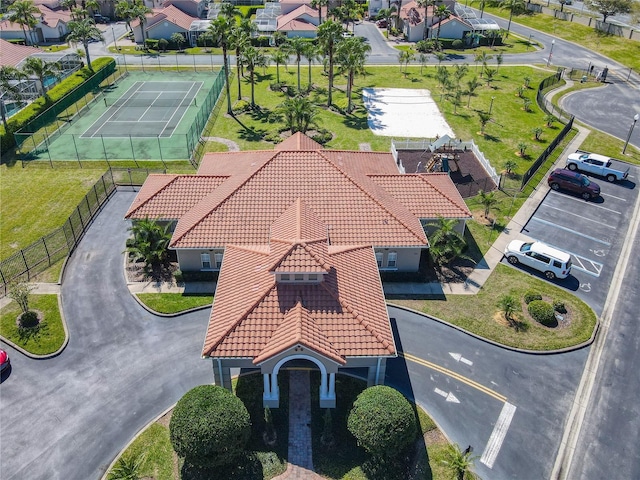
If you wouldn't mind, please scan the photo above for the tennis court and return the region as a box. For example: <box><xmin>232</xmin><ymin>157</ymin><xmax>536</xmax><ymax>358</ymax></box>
<box><xmin>16</xmin><ymin>69</ymin><xmax>225</xmax><ymax>162</ymax></box>
<box><xmin>83</xmin><ymin>81</ymin><xmax>203</xmax><ymax>138</ymax></box>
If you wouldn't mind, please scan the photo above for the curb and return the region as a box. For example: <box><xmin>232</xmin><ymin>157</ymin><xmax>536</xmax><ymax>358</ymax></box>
<box><xmin>129</xmin><ymin>291</ymin><xmax>213</xmax><ymax>317</ymax></box>
<box><xmin>388</xmin><ymin>303</ymin><xmax>599</xmax><ymax>355</ymax></box>
<box><xmin>0</xmin><ymin>294</ymin><xmax>70</xmax><ymax>359</ymax></box>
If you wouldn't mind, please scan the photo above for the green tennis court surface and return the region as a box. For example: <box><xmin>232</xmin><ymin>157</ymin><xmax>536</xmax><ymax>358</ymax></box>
<box><xmin>19</xmin><ymin>70</ymin><xmax>224</xmax><ymax>162</ymax></box>
<box><xmin>82</xmin><ymin>81</ymin><xmax>203</xmax><ymax>138</ymax></box>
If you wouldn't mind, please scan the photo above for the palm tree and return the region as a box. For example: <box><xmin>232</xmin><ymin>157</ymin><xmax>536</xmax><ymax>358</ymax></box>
<box><xmin>241</xmin><ymin>46</ymin><xmax>266</xmax><ymax>108</ymax></box>
<box><xmin>466</xmin><ymin>76</ymin><xmax>480</xmax><ymax>107</ymax></box>
<box><xmin>434</xmin><ymin>4</ymin><xmax>451</xmax><ymax>42</ymax></box>
<box><xmin>471</xmin><ymin>0</ymin><xmax>486</xmax><ymax>18</ymax></box>
<box><xmin>416</xmin><ymin>0</ymin><xmax>435</xmax><ymax>39</ymax></box>
<box><xmin>270</xmin><ymin>48</ymin><xmax>289</xmax><ymax>84</ymax></box>
<box><xmin>441</xmin><ymin>443</ymin><xmax>478</xmax><ymax>480</ymax></box>
<box><xmin>478</xmin><ymin>111</ymin><xmax>491</xmax><ymax>135</ymax></box>
<box><xmin>115</xmin><ymin>0</ymin><xmax>134</xmax><ymax>32</ymax></box>
<box><xmin>503</xmin><ymin>160</ymin><xmax>517</xmax><ymax>175</ymax></box>
<box><xmin>376</xmin><ymin>7</ymin><xmax>397</xmax><ymax>36</ymax></box>
<box><xmin>278</xmin><ymin>95</ymin><xmax>318</xmax><ymax>133</ymax></box>
<box><xmin>545</xmin><ymin>114</ymin><xmax>556</xmax><ymax>127</ymax></box>
<box><xmin>304</xmin><ymin>42</ymin><xmax>320</xmax><ymax>90</ymax></box>
<box><xmin>518</xmin><ymin>142</ymin><xmax>528</xmax><ymax>156</ymax></box>
<box><xmin>532</xmin><ymin>126</ymin><xmax>543</xmax><ymax>140</ymax></box>
<box><xmin>426</xmin><ymin>216</ymin><xmax>472</xmax><ymax>266</ymax></box>
<box><xmin>231</xmin><ymin>28</ymin><xmax>251</xmax><ymax>100</ymax></box>
<box><xmin>317</xmin><ymin>20</ymin><xmax>343</xmax><ymax>107</ymax></box>
<box><xmin>0</xmin><ymin>66</ymin><xmax>26</xmax><ymax>129</ymax></box>
<box><xmin>286</xmin><ymin>37</ymin><xmax>309</xmax><ymax>93</ymax></box>
<box><xmin>398</xmin><ymin>49</ymin><xmax>415</xmax><ymax>75</ymax></box>
<box><xmin>310</xmin><ymin>0</ymin><xmax>328</xmax><ymax>25</ymax></box>
<box><xmin>132</xmin><ymin>1</ymin><xmax>152</xmax><ymax>41</ymax></box>
<box><xmin>335</xmin><ymin>36</ymin><xmax>371</xmax><ymax>113</ymax></box>
<box><xmin>208</xmin><ymin>15</ymin><xmax>235</xmax><ymax>114</ymax></box>
<box><xmin>477</xmin><ymin>189</ymin><xmax>498</xmax><ymax>218</ymax></box>
<box><xmin>220</xmin><ymin>1</ymin><xmax>239</xmax><ymax>18</ymax></box>
<box><xmin>22</xmin><ymin>57</ymin><xmax>61</xmax><ymax>101</ymax></box>
<box><xmin>418</xmin><ymin>52</ymin><xmax>429</xmax><ymax>75</ymax></box>
<box><xmin>66</xmin><ymin>17</ymin><xmax>103</xmax><ymax>71</ymax></box>
<box><xmin>495</xmin><ymin>52</ymin><xmax>503</xmax><ymax>70</ymax></box>
<box><xmin>498</xmin><ymin>295</ymin><xmax>518</xmax><ymax>325</ymax></box>
<box><xmin>453</xmin><ymin>63</ymin><xmax>468</xmax><ymax>86</ymax></box>
<box><xmin>8</xmin><ymin>0</ymin><xmax>40</xmax><ymax>46</ymax></box>
<box><xmin>484</xmin><ymin>67</ymin><xmax>497</xmax><ymax>87</ymax></box>
<box><xmin>126</xmin><ymin>218</ymin><xmax>172</xmax><ymax>272</ymax></box>
<box><xmin>502</xmin><ymin>0</ymin><xmax>525</xmax><ymax>36</ymax></box>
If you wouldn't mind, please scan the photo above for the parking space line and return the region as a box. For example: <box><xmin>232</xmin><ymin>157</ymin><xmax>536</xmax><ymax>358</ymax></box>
<box><xmin>569</xmin><ymin>255</ymin><xmax>603</xmax><ymax>277</ymax></box>
<box><xmin>528</xmin><ymin>218</ymin><xmax>611</xmax><ymax>246</ymax></box>
<box><xmin>600</xmin><ymin>192</ymin><xmax>627</xmax><ymax>201</ymax></box>
<box><xmin>548</xmin><ymin>191</ymin><xmax>622</xmax><ymax>214</ymax></box>
<box><xmin>539</xmin><ymin>204</ymin><xmax>615</xmax><ymax>228</ymax></box>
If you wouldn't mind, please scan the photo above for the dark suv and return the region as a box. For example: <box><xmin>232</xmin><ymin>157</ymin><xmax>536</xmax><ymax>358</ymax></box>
<box><xmin>548</xmin><ymin>168</ymin><xmax>600</xmax><ymax>200</ymax></box>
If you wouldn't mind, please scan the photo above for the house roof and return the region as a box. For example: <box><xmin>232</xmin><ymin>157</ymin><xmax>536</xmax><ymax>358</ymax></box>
<box><xmin>145</xmin><ymin>4</ymin><xmax>198</xmax><ymax>31</ymax></box>
<box><xmin>202</xmin><ymin>199</ymin><xmax>396</xmax><ymax>363</ymax></box>
<box><xmin>37</xmin><ymin>4</ymin><xmax>71</xmax><ymax>28</ymax></box>
<box><xmin>277</xmin><ymin>5</ymin><xmax>318</xmax><ymax>31</ymax></box>
<box><xmin>126</xmin><ymin>132</ymin><xmax>471</xmax><ymax>248</ymax></box>
<box><xmin>432</xmin><ymin>15</ymin><xmax>471</xmax><ymax>29</ymax></box>
<box><xmin>0</xmin><ymin>39</ymin><xmax>40</xmax><ymax>67</ymax></box>
<box><xmin>398</xmin><ymin>1</ymin><xmax>429</xmax><ymax>24</ymax></box>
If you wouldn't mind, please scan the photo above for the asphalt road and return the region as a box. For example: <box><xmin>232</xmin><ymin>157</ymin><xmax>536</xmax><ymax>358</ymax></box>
<box><xmin>0</xmin><ymin>190</ymin><xmax>214</xmax><ymax>480</ymax></box>
<box><xmin>387</xmin><ymin>305</ymin><xmax>588</xmax><ymax>480</ymax></box>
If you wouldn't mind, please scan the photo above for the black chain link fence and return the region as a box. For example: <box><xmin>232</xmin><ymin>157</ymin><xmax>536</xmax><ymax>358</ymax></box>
<box><xmin>0</xmin><ymin>168</ymin><xmax>162</xmax><ymax>297</ymax></box>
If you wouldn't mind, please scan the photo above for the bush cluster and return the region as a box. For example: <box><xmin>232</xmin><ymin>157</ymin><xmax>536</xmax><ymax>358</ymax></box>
<box><xmin>553</xmin><ymin>300</ymin><xmax>567</xmax><ymax>314</ymax></box>
<box><xmin>528</xmin><ymin>300</ymin><xmax>556</xmax><ymax>326</ymax></box>
<box><xmin>524</xmin><ymin>291</ymin><xmax>542</xmax><ymax>304</ymax></box>
<box><xmin>170</xmin><ymin>385</ymin><xmax>251</xmax><ymax>468</ymax></box>
<box><xmin>347</xmin><ymin>385</ymin><xmax>417</xmax><ymax>459</ymax></box>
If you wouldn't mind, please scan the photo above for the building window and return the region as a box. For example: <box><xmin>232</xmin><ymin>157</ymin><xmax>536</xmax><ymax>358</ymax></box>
<box><xmin>308</xmin><ymin>274</ymin><xmax>318</xmax><ymax>281</ymax></box>
<box><xmin>214</xmin><ymin>253</ymin><xmax>223</xmax><ymax>269</ymax></box>
<box><xmin>375</xmin><ymin>252</ymin><xmax>383</xmax><ymax>268</ymax></box>
<box><xmin>295</xmin><ymin>274</ymin><xmax>304</xmax><ymax>281</ymax></box>
<box><xmin>201</xmin><ymin>253</ymin><xmax>211</xmax><ymax>269</ymax></box>
<box><xmin>387</xmin><ymin>252</ymin><xmax>397</xmax><ymax>268</ymax></box>
<box><xmin>280</xmin><ymin>274</ymin><xmax>290</xmax><ymax>281</ymax></box>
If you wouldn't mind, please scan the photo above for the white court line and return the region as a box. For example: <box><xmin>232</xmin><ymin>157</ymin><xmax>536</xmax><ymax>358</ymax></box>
<box><xmin>110</xmin><ymin>120</ymin><xmax>167</xmax><ymax>123</ymax></box>
<box><xmin>539</xmin><ymin>204</ymin><xmax>615</xmax><ymax>228</ymax></box>
<box><xmin>138</xmin><ymin>92</ymin><xmax>163</xmax><ymax>121</ymax></box>
<box><xmin>600</xmin><ymin>192</ymin><xmax>627</xmax><ymax>201</ymax></box>
<box><xmin>529</xmin><ymin>217</ymin><xmax>611</xmax><ymax>245</ymax></box>
<box><xmin>84</xmin><ymin>81</ymin><xmax>145</xmax><ymax>137</ymax></box>
<box><xmin>481</xmin><ymin>402</ymin><xmax>517</xmax><ymax>468</ymax></box>
<box><xmin>159</xmin><ymin>81</ymin><xmax>202</xmax><ymax>137</ymax></box>
<box><xmin>548</xmin><ymin>191</ymin><xmax>622</xmax><ymax>214</ymax></box>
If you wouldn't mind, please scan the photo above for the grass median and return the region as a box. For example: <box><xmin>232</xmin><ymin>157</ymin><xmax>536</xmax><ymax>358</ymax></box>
<box><xmin>135</xmin><ymin>293</ymin><xmax>213</xmax><ymax>314</ymax></box>
<box><xmin>389</xmin><ymin>264</ymin><xmax>597</xmax><ymax>350</ymax></box>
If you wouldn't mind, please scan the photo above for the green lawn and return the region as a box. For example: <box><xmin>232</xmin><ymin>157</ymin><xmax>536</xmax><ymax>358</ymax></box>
<box><xmin>390</xmin><ymin>264</ymin><xmax>597</xmax><ymax>350</ymax></box>
<box><xmin>481</xmin><ymin>6</ymin><xmax>640</xmax><ymax>73</ymax></box>
<box><xmin>0</xmin><ymin>295</ymin><xmax>66</xmax><ymax>355</ymax></box>
<box><xmin>135</xmin><ymin>293</ymin><xmax>213</xmax><ymax>314</ymax></box>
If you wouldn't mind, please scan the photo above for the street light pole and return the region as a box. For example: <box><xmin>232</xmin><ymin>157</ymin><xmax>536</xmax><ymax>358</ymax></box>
<box><xmin>622</xmin><ymin>113</ymin><xmax>639</xmax><ymax>155</ymax></box>
<box><xmin>546</xmin><ymin>39</ymin><xmax>555</xmax><ymax>66</ymax></box>
<box><xmin>489</xmin><ymin>96</ymin><xmax>495</xmax><ymax>115</ymax></box>
<box><xmin>112</xmin><ymin>25</ymin><xmax>118</xmax><ymax>52</ymax></box>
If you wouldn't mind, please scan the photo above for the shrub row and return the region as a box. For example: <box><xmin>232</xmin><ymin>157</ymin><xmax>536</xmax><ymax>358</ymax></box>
<box><xmin>0</xmin><ymin>57</ymin><xmax>116</xmax><ymax>153</ymax></box>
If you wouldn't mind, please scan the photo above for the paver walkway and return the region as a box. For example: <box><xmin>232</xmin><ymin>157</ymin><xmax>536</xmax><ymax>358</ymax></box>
<box><xmin>272</xmin><ymin>370</ymin><xmax>323</xmax><ymax>479</ymax></box>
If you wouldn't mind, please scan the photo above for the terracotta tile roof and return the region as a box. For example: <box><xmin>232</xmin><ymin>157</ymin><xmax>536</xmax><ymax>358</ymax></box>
<box><xmin>146</xmin><ymin>4</ymin><xmax>197</xmax><ymax>31</ymax></box>
<box><xmin>125</xmin><ymin>174</ymin><xmax>228</xmax><ymax>219</ymax></box>
<box><xmin>202</xmin><ymin>200</ymin><xmax>395</xmax><ymax>362</ymax></box>
<box><xmin>170</xmin><ymin>149</ymin><xmax>428</xmax><ymax>248</ymax></box>
<box><xmin>369</xmin><ymin>173</ymin><xmax>472</xmax><ymax>219</ymax></box>
<box><xmin>275</xmin><ymin>132</ymin><xmax>323</xmax><ymax>151</ymax></box>
<box><xmin>0</xmin><ymin>39</ymin><xmax>40</xmax><ymax>67</ymax></box>
<box><xmin>322</xmin><ymin>150</ymin><xmax>401</xmax><ymax>175</ymax></box>
<box><xmin>37</xmin><ymin>4</ymin><xmax>71</xmax><ymax>28</ymax></box>
<box><xmin>277</xmin><ymin>5</ymin><xmax>318</xmax><ymax>31</ymax></box>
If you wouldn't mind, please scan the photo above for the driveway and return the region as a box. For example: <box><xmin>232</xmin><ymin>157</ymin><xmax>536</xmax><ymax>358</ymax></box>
<box><xmin>387</xmin><ymin>305</ymin><xmax>588</xmax><ymax>480</ymax></box>
<box><xmin>0</xmin><ymin>190</ymin><xmax>214</xmax><ymax>480</ymax></box>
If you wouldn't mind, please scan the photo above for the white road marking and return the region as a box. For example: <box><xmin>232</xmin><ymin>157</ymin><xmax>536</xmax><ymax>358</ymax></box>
<box><xmin>434</xmin><ymin>388</ymin><xmax>448</xmax><ymax>398</ymax></box>
<box><xmin>600</xmin><ymin>192</ymin><xmax>626</xmax><ymax>201</ymax></box>
<box><xmin>548</xmin><ymin>191</ymin><xmax>622</xmax><ymax>214</ymax></box>
<box><xmin>539</xmin><ymin>203</ymin><xmax>615</xmax><ymax>228</ymax></box>
<box><xmin>481</xmin><ymin>402</ymin><xmax>517</xmax><ymax>469</ymax></box>
<box><xmin>434</xmin><ymin>388</ymin><xmax>460</xmax><ymax>403</ymax></box>
<box><xmin>529</xmin><ymin>218</ymin><xmax>611</xmax><ymax>245</ymax></box>
<box><xmin>449</xmin><ymin>352</ymin><xmax>474</xmax><ymax>366</ymax></box>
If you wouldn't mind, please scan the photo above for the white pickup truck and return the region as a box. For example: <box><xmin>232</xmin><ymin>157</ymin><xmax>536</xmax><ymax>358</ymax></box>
<box><xmin>566</xmin><ymin>152</ymin><xmax>629</xmax><ymax>182</ymax></box>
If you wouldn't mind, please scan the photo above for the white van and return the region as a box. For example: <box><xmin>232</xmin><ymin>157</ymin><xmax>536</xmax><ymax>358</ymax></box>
<box><xmin>504</xmin><ymin>240</ymin><xmax>572</xmax><ymax>280</ymax></box>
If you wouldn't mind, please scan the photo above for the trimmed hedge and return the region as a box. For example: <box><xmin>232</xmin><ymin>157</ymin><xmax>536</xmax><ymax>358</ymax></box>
<box><xmin>170</xmin><ymin>385</ymin><xmax>251</xmax><ymax>468</ymax></box>
<box><xmin>347</xmin><ymin>385</ymin><xmax>417</xmax><ymax>459</ymax></box>
<box><xmin>528</xmin><ymin>300</ymin><xmax>556</xmax><ymax>326</ymax></box>
<box><xmin>0</xmin><ymin>57</ymin><xmax>115</xmax><ymax>153</ymax></box>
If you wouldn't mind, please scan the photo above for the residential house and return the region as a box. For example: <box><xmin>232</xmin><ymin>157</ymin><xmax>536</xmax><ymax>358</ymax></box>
<box><xmin>276</xmin><ymin>4</ymin><xmax>320</xmax><ymax>38</ymax></box>
<box><xmin>125</xmin><ymin>133</ymin><xmax>471</xmax><ymax>406</ymax></box>
<box><xmin>0</xmin><ymin>4</ymin><xmax>71</xmax><ymax>44</ymax></box>
<box><xmin>131</xmin><ymin>4</ymin><xmax>198</xmax><ymax>43</ymax></box>
<box><xmin>161</xmin><ymin>0</ymin><xmax>207</xmax><ymax>18</ymax></box>
<box><xmin>431</xmin><ymin>15</ymin><xmax>472</xmax><ymax>40</ymax></box>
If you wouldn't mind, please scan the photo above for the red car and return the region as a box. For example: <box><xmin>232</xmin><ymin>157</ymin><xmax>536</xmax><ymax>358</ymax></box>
<box><xmin>0</xmin><ymin>349</ymin><xmax>10</xmax><ymax>372</ymax></box>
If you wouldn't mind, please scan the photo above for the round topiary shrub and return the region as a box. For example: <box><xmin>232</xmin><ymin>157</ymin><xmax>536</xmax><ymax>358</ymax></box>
<box><xmin>451</xmin><ymin>39</ymin><xmax>464</xmax><ymax>50</ymax></box>
<box><xmin>170</xmin><ymin>385</ymin><xmax>251</xmax><ymax>468</ymax></box>
<box><xmin>524</xmin><ymin>291</ymin><xmax>542</xmax><ymax>304</ymax></box>
<box><xmin>528</xmin><ymin>300</ymin><xmax>556</xmax><ymax>326</ymax></box>
<box><xmin>553</xmin><ymin>300</ymin><xmax>567</xmax><ymax>314</ymax></box>
<box><xmin>347</xmin><ymin>385</ymin><xmax>417</xmax><ymax>459</ymax></box>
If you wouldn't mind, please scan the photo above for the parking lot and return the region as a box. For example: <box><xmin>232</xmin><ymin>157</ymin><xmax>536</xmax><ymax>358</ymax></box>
<box><xmin>506</xmin><ymin>164</ymin><xmax>639</xmax><ymax>315</ymax></box>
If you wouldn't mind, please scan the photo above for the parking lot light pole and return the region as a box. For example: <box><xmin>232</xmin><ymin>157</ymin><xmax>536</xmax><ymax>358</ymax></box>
<box><xmin>546</xmin><ymin>40</ymin><xmax>555</xmax><ymax>66</ymax></box>
<box><xmin>622</xmin><ymin>113</ymin><xmax>639</xmax><ymax>155</ymax></box>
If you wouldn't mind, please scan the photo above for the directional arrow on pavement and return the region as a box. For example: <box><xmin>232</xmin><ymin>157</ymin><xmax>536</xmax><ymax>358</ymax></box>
<box><xmin>434</xmin><ymin>388</ymin><xmax>460</xmax><ymax>403</ymax></box>
<box><xmin>449</xmin><ymin>352</ymin><xmax>474</xmax><ymax>366</ymax></box>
